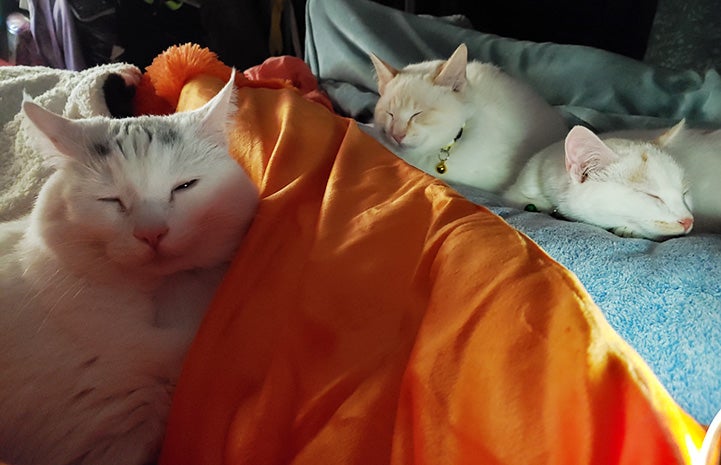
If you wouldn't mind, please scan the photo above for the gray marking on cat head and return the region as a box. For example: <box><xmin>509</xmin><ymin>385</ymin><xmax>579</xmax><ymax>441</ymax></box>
<box><xmin>92</xmin><ymin>142</ymin><xmax>110</xmax><ymax>157</ymax></box>
<box><xmin>157</xmin><ymin>127</ymin><xmax>180</xmax><ymax>145</ymax></box>
<box><xmin>111</xmin><ymin>121</ymin><xmax>151</xmax><ymax>159</ymax></box>
<box><xmin>141</xmin><ymin>126</ymin><xmax>154</xmax><ymax>146</ymax></box>
<box><xmin>120</xmin><ymin>121</ymin><xmax>132</xmax><ymax>137</ymax></box>
<box><xmin>113</xmin><ymin>119</ymin><xmax>184</xmax><ymax>161</ymax></box>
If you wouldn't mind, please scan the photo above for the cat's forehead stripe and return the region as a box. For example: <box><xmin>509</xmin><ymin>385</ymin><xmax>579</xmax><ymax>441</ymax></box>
<box><xmin>158</xmin><ymin>127</ymin><xmax>179</xmax><ymax>145</ymax></box>
<box><xmin>142</xmin><ymin>126</ymin><xmax>153</xmax><ymax>145</ymax></box>
<box><xmin>92</xmin><ymin>142</ymin><xmax>110</xmax><ymax>157</ymax></box>
<box><xmin>105</xmin><ymin>121</ymin><xmax>181</xmax><ymax>159</ymax></box>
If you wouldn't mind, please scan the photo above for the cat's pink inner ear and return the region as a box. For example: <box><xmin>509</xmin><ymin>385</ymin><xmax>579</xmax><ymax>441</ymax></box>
<box><xmin>656</xmin><ymin>118</ymin><xmax>685</xmax><ymax>147</ymax></box>
<box><xmin>370</xmin><ymin>53</ymin><xmax>398</xmax><ymax>95</ymax></box>
<box><xmin>198</xmin><ymin>70</ymin><xmax>237</xmax><ymax>142</ymax></box>
<box><xmin>564</xmin><ymin>125</ymin><xmax>617</xmax><ymax>183</ymax></box>
<box><xmin>23</xmin><ymin>100</ymin><xmax>84</xmax><ymax>161</ymax></box>
<box><xmin>434</xmin><ymin>43</ymin><xmax>467</xmax><ymax>92</ymax></box>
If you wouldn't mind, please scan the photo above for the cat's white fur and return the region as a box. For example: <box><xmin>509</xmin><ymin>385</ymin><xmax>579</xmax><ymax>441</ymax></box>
<box><xmin>0</xmin><ymin>72</ymin><xmax>258</xmax><ymax>465</ymax></box>
<box><xmin>371</xmin><ymin>43</ymin><xmax>568</xmax><ymax>192</ymax></box>
<box><xmin>604</xmin><ymin>123</ymin><xmax>721</xmax><ymax>234</ymax></box>
<box><xmin>504</xmin><ymin>123</ymin><xmax>694</xmax><ymax>240</ymax></box>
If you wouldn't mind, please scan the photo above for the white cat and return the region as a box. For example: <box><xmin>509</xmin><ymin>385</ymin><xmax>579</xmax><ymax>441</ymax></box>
<box><xmin>0</xmin><ymin>72</ymin><xmax>258</xmax><ymax>465</ymax></box>
<box><xmin>504</xmin><ymin>123</ymin><xmax>694</xmax><ymax>240</ymax></box>
<box><xmin>370</xmin><ymin>43</ymin><xmax>568</xmax><ymax>193</ymax></box>
<box><xmin>605</xmin><ymin>122</ymin><xmax>721</xmax><ymax>234</ymax></box>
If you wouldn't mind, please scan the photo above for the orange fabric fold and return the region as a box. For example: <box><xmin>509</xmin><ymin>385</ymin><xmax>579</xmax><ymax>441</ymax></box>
<box><xmin>152</xmin><ymin>50</ymin><xmax>705</xmax><ymax>465</ymax></box>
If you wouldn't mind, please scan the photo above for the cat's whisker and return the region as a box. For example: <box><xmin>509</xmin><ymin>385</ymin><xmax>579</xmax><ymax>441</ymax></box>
<box><xmin>36</xmin><ymin>280</ymin><xmax>87</xmax><ymax>334</ymax></box>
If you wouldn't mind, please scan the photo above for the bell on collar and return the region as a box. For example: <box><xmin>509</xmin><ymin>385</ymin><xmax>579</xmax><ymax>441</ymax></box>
<box><xmin>436</xmin><ymin>160</ymin><xmax>447</xmax><ymax>174</ymax></box>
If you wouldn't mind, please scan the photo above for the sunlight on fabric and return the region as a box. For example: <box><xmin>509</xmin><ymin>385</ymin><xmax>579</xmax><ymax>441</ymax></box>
<box><xmin>693</xmin><ymin>408</ymin><xmax>721</xmax><ymax>465</ymax></box>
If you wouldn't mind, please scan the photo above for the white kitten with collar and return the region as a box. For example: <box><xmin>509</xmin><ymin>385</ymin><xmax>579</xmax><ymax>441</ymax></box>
<box><xmin>371</xmin><ymin>43</ymin><xmax>567</xmax><ymax>193</ymax></box>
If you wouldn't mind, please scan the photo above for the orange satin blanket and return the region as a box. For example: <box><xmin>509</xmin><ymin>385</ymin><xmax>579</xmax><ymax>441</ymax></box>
<box><xmin>144</xmin><ymin>45</ymin><xmax>705</xmax><ymax>465</ymax></box>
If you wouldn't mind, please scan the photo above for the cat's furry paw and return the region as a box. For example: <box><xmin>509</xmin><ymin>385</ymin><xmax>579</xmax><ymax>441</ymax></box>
<box><xmin>610</xmin><ymin>226</ymin><xmax>641</xmax><ymax>238</ymax></box>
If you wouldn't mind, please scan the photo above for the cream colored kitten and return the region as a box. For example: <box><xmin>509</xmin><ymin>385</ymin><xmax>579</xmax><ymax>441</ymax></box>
<box><xmin>371</xmin><ymin>43</ymin><xmax>567</xmax><ymax>193</ymax></box>
<box><xmin>606</xmin><ymin>122</ymin><xmax>721</xmax><ymax>234</ymax></box>
<box><xmin>504</xmin><ymin>123</ymin><xmax>694</xmax><ymax>240</ymax></box>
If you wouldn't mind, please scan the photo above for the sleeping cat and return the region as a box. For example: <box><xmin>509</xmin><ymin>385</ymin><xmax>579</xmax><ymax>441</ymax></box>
<box><xmin>503</xmin><ymin>123</ymin><xmax>694</xmax><ymax>240</ymax></box>
<box><xmin>0</xmin><ymin>72</ymin><xmax>258</xmax><ymax>465</ymax></box>
<box><xmin>605</xmin><ymin>121</ymin><xmax>721</xmax><ymax>234</ymax></box>
<box><xmin>370</xmin><ymin>43</ymin><xmax>568</xmax><ymax>193</ymax></box>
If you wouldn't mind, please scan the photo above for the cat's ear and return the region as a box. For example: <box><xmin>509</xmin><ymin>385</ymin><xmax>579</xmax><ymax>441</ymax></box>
<box><xmin>434</xmin><ymin>43</ymin><xmax>467</xmax><ymax>92</ymax></box>
<box><xmin>23</xmin><ymin>98</ymin><xmax>87</xmax><ymax>166</ymax></box>
<box><xmin>195</xmin><ymin>69</ymin><xmax>238</xmax><ymax>145</ymax></box>
<box><xmin>655</xmin><ymin>119</ymin><xmax>685</xmax><ymax>147</ymax></box>
<box><xmin>564</xmin><ymin>126</ymin><xmax>618</xmax><ymax>183</ymax></box>
<box><xmin>370</xmin><ymin>53</ymin><xmax>399</xmax><ymax>95</ymax></box>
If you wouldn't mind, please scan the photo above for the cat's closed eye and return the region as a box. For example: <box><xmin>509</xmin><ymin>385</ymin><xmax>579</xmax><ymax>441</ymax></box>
<box><xmin>98</xmin><ymin>197</ymin><xmax>127</xmax><ymax>213</ymax></box>
<box><xmin>410</xmin><ymin>111</ymin><xmax>422</xmax><ymax>120</ymax></box>
<box><xmin>643</xmin><ymin>192</ymin><xmax>668</xmax><ymax>207</ymax></box>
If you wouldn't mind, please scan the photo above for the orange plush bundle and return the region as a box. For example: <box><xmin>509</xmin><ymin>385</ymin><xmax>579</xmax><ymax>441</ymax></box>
<box><xmin>140</xmin><ymin>44</ymin><xmax>708</xmax><ymax>465</ymax></box>
<box><xmin>133</xmin><ymin>43</ymin><xmax>292</xmax><ymax>116</ymax></box>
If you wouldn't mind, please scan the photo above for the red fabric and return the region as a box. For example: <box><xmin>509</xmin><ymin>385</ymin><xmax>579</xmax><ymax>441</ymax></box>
<box><xmin>244</xmin><ymin>55</ymin><xmax>334</xmax><ymax>111</ymax></box>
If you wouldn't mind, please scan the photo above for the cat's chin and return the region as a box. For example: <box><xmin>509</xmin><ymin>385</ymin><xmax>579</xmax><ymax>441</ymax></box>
<box><xmin>119</xmin><ymin>245</ymin><xmax>236</xmax><ymax>279</ymax></box>
<box><xmin>395</xmin><ymin>141</ymin><xmax>431</xmax><ymax>157</ymax></box>
<box><xmin>116</xmin><ymin>252</ymin><xmax>203</xmax><ymax>278</ymax></box>
<box><xmin>395</xmin><ymin>136</ymin><xmax>458</xmax><ymax>159</ymax></box>
<box><xmin>610</xmin><ymin>223</ymin><xmax>690</xmax><ymax>241</ymax></box>
<box><xmin>381</xmin><ymin>130</ymin><xmax>423</xmax><ymax>154</ymax></box>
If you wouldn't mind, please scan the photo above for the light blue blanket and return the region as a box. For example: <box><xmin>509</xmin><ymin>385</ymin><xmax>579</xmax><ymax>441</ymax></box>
<box><xmin>305</xmin><ymin>0</ymin><xmax>721</xmax><ymax>424</ymax></box>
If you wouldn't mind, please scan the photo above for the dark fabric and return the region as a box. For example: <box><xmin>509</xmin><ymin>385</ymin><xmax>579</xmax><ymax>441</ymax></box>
<box><xmin>67</xmin><ymin>0</ymin><xmax>118</xmax><ymax>67</ymax></box>
<box><xmin>116</xmin><ymin>1</ymin><xmax>207</xmax><ymax>70</ymax></box>
<box><xmin>644</xmin><ymin>0</ymin><xmax>721</xmax><ymax>72</ymax></box>
<box><xmin>201</xmin><ymin>0</ymin><xmax>303</xmax><ymax>69</ymax></box>
<box><xmin>373</xmin><ymin>0</ymin><xmax>659</xmax><ymax>60</ymax></box>
<box><xmin>200</xmin><ymin>0</ymin><xmax>270</xmax><ymax>70</ymax></box>
<box><xmin>0</xmin><ymin>0</ymin><xmax>8</xmax><ymax>61</ymax></box>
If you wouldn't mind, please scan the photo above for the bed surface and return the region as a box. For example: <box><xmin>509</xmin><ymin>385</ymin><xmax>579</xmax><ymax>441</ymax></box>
<box><xmin>0</xmin><ymin>0</ymin><xmax>720</xmax><ymax>462</ymax></box>
<box><xmin>304</xmin><ymin>0</ymin><xmax>721</xmax><ymax>424</ymax></box>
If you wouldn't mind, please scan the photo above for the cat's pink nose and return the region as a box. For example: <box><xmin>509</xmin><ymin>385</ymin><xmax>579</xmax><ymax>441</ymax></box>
<box><xmin>133</xmin><ymin>226</ymin><xmax>169</xmax><ymax>249</ymax></box>
<box><xmin>390</xmin><ymin>130</ymin><xmax>406</xmax><ymax>145</ymax></box>
<box><xmin>679</xmin><ymin>217</ymin><xmax>694</xmax><ymax>232</ymax></box>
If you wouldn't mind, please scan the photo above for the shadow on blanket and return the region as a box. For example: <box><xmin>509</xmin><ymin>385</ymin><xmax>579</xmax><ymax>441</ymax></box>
<box><xmin>134</xmin><ymin>45</ymin><xmax>707</xmax><ymax>465</ymax></box>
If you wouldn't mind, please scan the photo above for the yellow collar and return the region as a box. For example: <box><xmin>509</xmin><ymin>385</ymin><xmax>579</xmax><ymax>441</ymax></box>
<box><xmin>435</xmin><ymin>126</ymin><xmax>465</xmax><ymax>174</ymax></box>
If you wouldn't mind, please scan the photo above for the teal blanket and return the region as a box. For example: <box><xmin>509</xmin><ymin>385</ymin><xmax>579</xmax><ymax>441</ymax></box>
<box><xmin>305</xmin><ymin>0</ymin><xmax>721</xmax><ymax>424</ymax></box>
